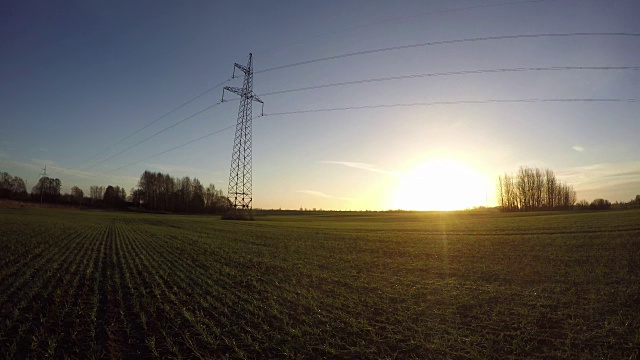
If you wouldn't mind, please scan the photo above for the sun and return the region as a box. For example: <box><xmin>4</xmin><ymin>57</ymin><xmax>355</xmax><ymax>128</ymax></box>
<box><xmin>392</xmin><ymin>159</ymin><xmax>489</xmax><ymax>211</ymax></box>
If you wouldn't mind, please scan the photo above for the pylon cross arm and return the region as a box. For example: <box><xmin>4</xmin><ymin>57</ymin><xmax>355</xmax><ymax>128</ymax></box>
<box><xmin>223</xmin><ymin>86</ymin><xmax>245</xmax><ymax>97</ymax></box>
<box><xmin>234</xmin><ymin>63</ymin><xmax>251</xmax><ymax>75</ymax></box>
<box><xmin>223</xmin><ymin>86</ymin><xmax>263</xmax><ymax>103</ymax></box>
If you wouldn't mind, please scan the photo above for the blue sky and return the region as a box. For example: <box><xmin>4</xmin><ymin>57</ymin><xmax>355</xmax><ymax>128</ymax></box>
<box><xmin>1</xmin><ymin>0</ymin><xmax>639</xmax><ymax>210</ymax></box>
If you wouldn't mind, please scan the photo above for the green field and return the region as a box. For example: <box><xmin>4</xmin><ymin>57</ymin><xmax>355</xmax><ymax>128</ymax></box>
<box><xmin>1</xmin><ymin>207</ymin><xmax>639</xmax><ymax>358</ymax></box>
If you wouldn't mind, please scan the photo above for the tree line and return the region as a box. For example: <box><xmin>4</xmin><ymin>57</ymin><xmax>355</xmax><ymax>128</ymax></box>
<box><xmin>1</xmin><ymin>171</ymin><xmax>64</xmax><ymax>202</ymax></box>
<box><xmin>0</xmin><ymin>171</ymin><xmax>28</xmax><ymax>200</ymax></box>
<box><xmin>32</xmin><ymin>176</ymin><xmax>62</xmax><ymax>202</ymax></box>
<box><xmin>575</xmin><ymin>195</ymin><xmax>640</xmax><ymax>210</ymax></box>
<box><xmin>497</xmin><ymin>167</ymin><xmax>576</xmax><ymax>211</ymax></box>
<box><xmin>87</xmin><ymin>185</ymin><xmax>127</xmax><ymax>207</ymax></box>
<box><xmin>0</xmin><ymin>169</ymin><xmax>229</xmax><ymax>214</ymax></box>
<box><xmin>131</xmin><ymin>170</ymin><xmax>229</xmax><ymax>213</ymax></box>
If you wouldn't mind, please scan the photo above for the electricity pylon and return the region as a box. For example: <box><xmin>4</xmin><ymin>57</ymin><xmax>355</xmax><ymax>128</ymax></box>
<box><xmin>222</xmin><ymin>53</ymin><xmax>263</xmax><ymax>212</ymax></box>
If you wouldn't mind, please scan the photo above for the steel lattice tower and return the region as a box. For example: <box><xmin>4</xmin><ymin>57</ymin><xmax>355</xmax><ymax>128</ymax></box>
<box><xmin>222</xmin><ymin>53</ymin><xmax>263</xmax><ymax>211</ymax></box>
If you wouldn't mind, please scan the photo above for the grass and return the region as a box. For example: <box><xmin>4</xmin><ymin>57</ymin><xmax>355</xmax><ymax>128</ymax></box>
<box><xmin>0</xmin><ymin>206</ymin><xmax>639</xmax><ymax>358</ymax></box>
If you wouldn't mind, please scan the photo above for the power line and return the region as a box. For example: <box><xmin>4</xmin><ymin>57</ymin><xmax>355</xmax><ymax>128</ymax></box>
<box><xmin>264</xmin><ymin>98</ymin><xmax>639</xmax><ymax>116</ymax></box>
<box><xmin>98</xmin><ymin>122</ymin><xmax>242</xmax><ymax>176</ymax></box>
<box><xmin>258</xmin><ymin>66</ymin><xmax>640</xmax><ymax>97</ymax></box>
<box><xmin>256</xmin><ymin>33</ymin><xmax>640</xmax><ymax>74</ymax></box>
<box><xmin>112</xmin><ymin>79</ymin><xmax>233</xmax><ymax>147</ymax></box>
<box><xmin>57</xmin><ymin>4</ymin><xmax>560</xmax><ymax>179</ymax></box>
<box><xmin>57</xmin><ymin>64</ymin><xmax>639</xmax><ymax>176</ymax></box>
<box><xmin>256</xmin><ymin>0</ymin><xmax>555</xmax><ymax>57</ymax></box>
<box><xmin>81</xmin><ymin>101</ymin><xmax>225</xmax><ymax>172</ymax></box>
<box><xmin>52</xmin><ymin>69</ymin><xmax>638</xmax><ymax>182</ymax></box>
<box><xmin>28</xmin><ymin>92</ymin><xmax>229</xmax><ymax>184</ymax></box>
<box><xmin>327</xmin><ymin>0</ymin><xmax>555</xmax><ymax>33</ymax></box>
<box><xmin>56</xmin><ymin>77</ymin><xmax>232</xmax><ymax>175</ymax></box>
<box><xmin>52</xmin><ymin>32</ymin><xmax>639</xmax><ymax>178</ymax></box>
<box><xmin>95</xmin><ymin>97</ymin><xmax>638</xmax><ymax>176</ymax></box>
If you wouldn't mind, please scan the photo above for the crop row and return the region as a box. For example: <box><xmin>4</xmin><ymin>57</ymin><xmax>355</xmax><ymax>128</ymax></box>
<box><xmin>1</xmin><ymin>208</ymin><xmax>639</xmax><ymax>358</ymax></box>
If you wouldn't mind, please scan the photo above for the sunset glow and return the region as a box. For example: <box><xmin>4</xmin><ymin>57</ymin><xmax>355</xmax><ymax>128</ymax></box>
<box><xmin>392</xmin><ymin>159</ymin><xmax>489</xmax><ymax>211</ymax></box>
<box><xmin>1</xmin><ymin>2</ymin><xmax>638</xmax><ymax>210</ymax></box>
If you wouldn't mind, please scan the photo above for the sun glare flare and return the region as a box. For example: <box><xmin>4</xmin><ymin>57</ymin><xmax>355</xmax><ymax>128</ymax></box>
<box><xmin>392</xmin><ymin>159</ymin><xmax>489</xmax><ymax>211</ymax></box>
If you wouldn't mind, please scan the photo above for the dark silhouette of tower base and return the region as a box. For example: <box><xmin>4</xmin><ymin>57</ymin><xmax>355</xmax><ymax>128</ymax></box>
<box><xmin>221</xmin><ymin>53</ymin><xmax>263</xmax><ymax>219</ymax></box>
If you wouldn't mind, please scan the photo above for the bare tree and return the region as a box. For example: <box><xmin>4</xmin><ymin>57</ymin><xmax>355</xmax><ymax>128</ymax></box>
<box><xmin>71</xmin><ymin>186</ymin><xmax>84</xmax><ymax>204</ymax></box>
<box><xmin>497</xmin><ymin>176</ymin><xmax>505</xmax><ymax>209</ymax></box>
<box><xmin>32</xmin><ymin>177</ymin><xmax>62</xmax><ymax>202</ymax></box>
<box><xmin>544</xmin><ymin>169</ymin><xmax>557</xmax><ymax>208</ymax></box>
<box><xmin>534</xmin><ymin>168</ymin><xmax>544</xmax><ymax>208</ymax></box>
<box><xmin>11</xmin><ymin>177</ymin><xmax>26</xmax><ymax>194</ymax></box>
<box><xmin>133</xmin><ymin>170</ymin><xmax>228</xmax><ymax>214</ymax></box>
<box><xmin>0</xmin><ymin>172</ymin><xmax>27</xmax><ymax>199</ymax></box>
<box><xmin>498</xmin><ymin>166</ymin><xmax>576</xmax><ymax>212</ymax></box>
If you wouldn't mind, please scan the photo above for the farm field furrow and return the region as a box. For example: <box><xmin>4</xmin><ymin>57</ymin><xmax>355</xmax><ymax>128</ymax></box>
<box><xmin>32</xmin><ymin>223</ymin><xmax>106</xmax><ymax>358</ymax></box>
<box><xmin>0</xmin><ymin>223</ymin><xmax>104</xmax><ymax>358</ymax></box>
<box><xmin>0</xmin><ymin>207</ymin><xmax>639</xmax><ymax>358</ymax></box>
<box><xmin>124</xmin><ymin>218</ymin><xmax>287</xmax><ymax>357</ymax></box>
<box><xmin>0</xmin><ymin>225</ymin><xmax>87</xmax><ymax>303</ymax></box>
<box><xmin>125</xmin><ymin>219</ymin><xmax>384</xmax><ymax>357</ymax></box>
<box><xmin>122</xmin><ymin>220</ymin><xmax>216</xmax><ymax>357</ymax></box>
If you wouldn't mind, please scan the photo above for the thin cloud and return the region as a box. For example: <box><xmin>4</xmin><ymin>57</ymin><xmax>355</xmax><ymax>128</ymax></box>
<box><xmin>558</xmin><ymin>161</ymin><xmax>640</xmax><ymax>195</ymax></box>
<box><xmin>296</xmin><ymin>189</ymin><xmax>353</xmax><ymax>201</ymax></box>
<box><xmin>1</xmin><ymin>159</ymin><xmax>42</xmax><ymax>173</ymax></box>
<box><xmin>26</xmin><ymin>159</ymin><xmax>94</xmax><ymax>180</ymax></box>
<box><xmin>572</xmin><ymin>145</ymin><xmax>585</xmax><ymax>152</ymax></box>
<box><xmin>321</xmin><ymin>160</ymin><xmax>401</xmax><ymax>176</ymax></box>
<box><xmin>5</xmin><ymin>158</ymin><xmax>137</xmax><ymax>183</ymax></box>
<box><xmin>605</xmin><ymin>170</ymin><xmax>640</xmax><ymax>178</ymax></box>
<box><xmin>553</xmin><ymin>166</ymin><xmax>637</xmax><ymax>203</ymax></box>
<box><xmin>31</xmin><ymin>158</ymin><xmax>56</xmax><ymax>167</ymax></box>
